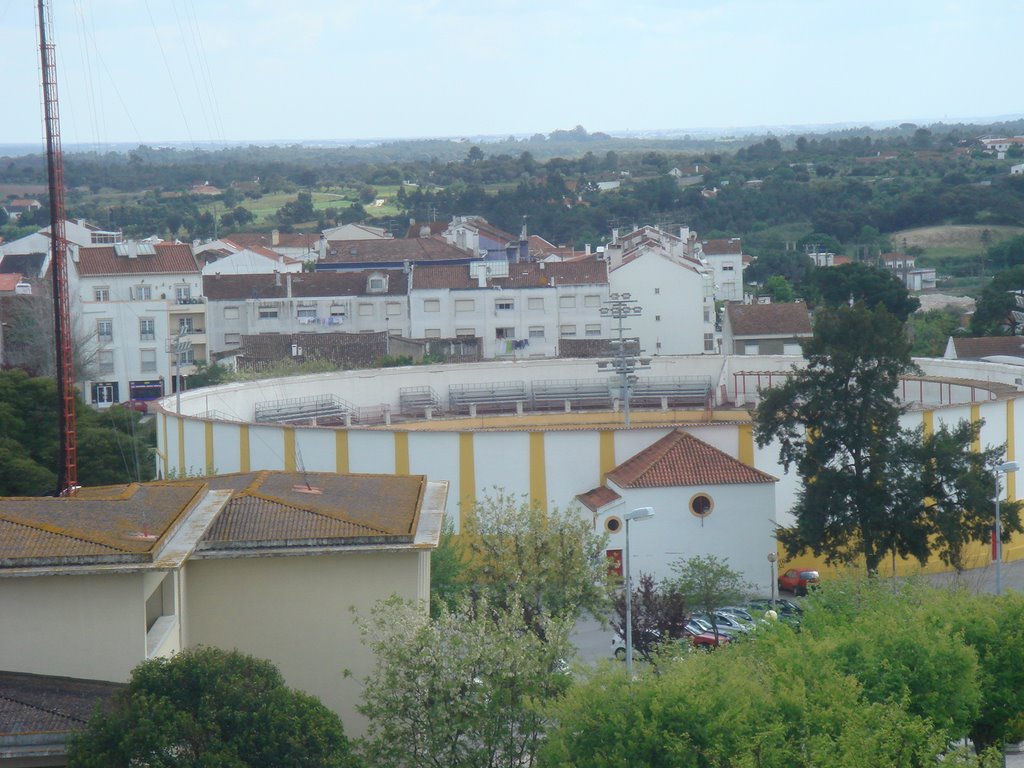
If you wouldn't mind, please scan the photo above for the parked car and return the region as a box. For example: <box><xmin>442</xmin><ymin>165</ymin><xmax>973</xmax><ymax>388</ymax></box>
<box><xmin>778</xmin><ymin>568</ymin><xmax>820</xmax><ymax>596</ymax></box>
<box><xmin>683</xmin><ymin>619</ymin><xmax>730</xmax><ymax>649</ymax></box>
<box><xmin>691</xmin><ymin>611</ymin><xmax>750</xmax><ymax>636</ymax></box>
<box><xmin>611</xmin><ymin>628</ymin><xmax>666</xmax><ymax>661</ymax></box>
<box><xmin>747</xmin><ymin>597</ymin><xmax>803</xmax><ymax>617</ymax></box>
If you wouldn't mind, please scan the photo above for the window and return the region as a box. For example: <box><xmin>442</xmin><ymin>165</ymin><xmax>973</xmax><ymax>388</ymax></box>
<box><xmin>97</xmin><ymin>350</ymin><xmax>114</xmax><ymax>374</ymax></box>
<box><xmin>178</xmin><ymin>317</ymin><xmax>194</xmax><ymax>335</ymax></box>
<box><xmin>496</xmin><ymin>299</ymin><xmax>514</xmax><ymax>311</ymax></box>
<box><xmin>560</xmin><ymin>324</ymin><xmax>576</xmax><ymax>337</ymax></box>
<box><xmin>425</xmin><ymin>328</ymin><xmax>441</xmax><ymax>338</ymax></box>
<box><xmin>704</xmin><ymin>308</ymin><xmax>711</xmax><ymax>323</ymax></box>
<box><xmin>529</xmin><ymin>326</ymin><xmax>545</xmax><ymax>340</ymax></box>
<box><xmin>134</xmin><ymin>285</ymin><xmax>152</xmax><ymax>301</ymax></box>
<box><xmin>423</xmin><ymin>299</ymin><xmax>441</xmax><ymax>313</ymax></box>
<box><xmin>97</xmin><ymin>319</ymin><xmax>113</xmax><ymax>344</ymax></box>
<box><xmin>456</xmin><ymin>328</ymin><xmax>475</xmax><ymax>337</ymax></box>
<box><xmin>689</xmin><ymin>493</ymin><xmax>714</xmax><ymax>519</ymax></box>
<box><xmin>225</xmin><ymin>332</ymin><xmax>241</xmax><ymax>345</ymax></box>
<box><xmin>722</xmin><ymin>264</ymin><xmax>735</xmax><ymax>272</ymax></box>
<box><xmin>93</xmin><ymin>287</ymin><xmax>110</xmax><ymax>302</ymax></box>
<box><xmin>386</xmin><ymin>302</ymin><xmax>402</xmax><ymax>316</ymax></box>
<box><xmin>330</xmin><ymin>304</ymin><xmax>347</xmax><ymax>319</ymax></box>
<box><xmin>91</xmin><ymin>381</ymin><xmax>117</xmax><ymax>404</ymax></box>
<box><xmin>259</xmin><ymin>304</ymin><xmax>279</xmax><ymax>319</ymax></box>
<box><xmin>654</xmin><ymin>287</ymin><xmax>660</xmax><ymax>295</ymax></box>
<box><xmin>179</xmin><ymin>347</ymin><xmax>195</xmax><ymax>365</ymax></box>
<box><xmin>367</xmin><ymin>275</ymin><xmax>386</xmax><ymax>293</ymax></box>
<box><xmin>175</xmin><ymin>285</ymin><xmax>191</xmax><ymax>302</ymax></box>
<box><xmin>584</xmin><ymin>294</ymin><xmax>601</xmax><ymax>307</ymax></box>
<box><xmin>297</xmin><ymin>306</ymin><xmax>317</xmax><ymax>319</ymax></box>
<box><xmin>655</xmin><ymin>315</ymin><xmax>661</xmax><ymax>321</ymax></box>
<box><xmin>139</xmin><ymin>318</ymin><xmax>155</xmax><ymax>341</ymax></box>
<box><xmin>455</xmin><ymin>299</ymin><xmax>475</xmax><ymax>313</ymax></box>
<box><xmin>585</xmin><ymin>323</ymin><xmax>601</xmax><ymax>337</ymax></box>
<box><xmin>224</xmin><ymin>306</ymin><xmax>239</xmax><ymax>320</ymax></box>
<box><xmin>559</xmin><ymin>296</ymin><xmax>576</xmax><ymax>309</ymax></box>
<box><xmin>528</xmin><ymin>297</ymin><xmax>544</xmax><ymax>310</ymax></box>
<box><xmin>359</xmin><ymin>303</ymin><xmax>374</xmax><ymax>316</ymax></box>
<box><xmin>140</xmin><ymin>349</ymin><xmax>157</xmax><ymax>373</ymax></box>
<box><xmin>495</xmin><ymin>327</ymin><xmax>515</xmax><ymax>339</ymax></box>
<box><xmin>704</xmin><ymin>333</ymin><xmax>715</xmax><ymax>351</ymax></box>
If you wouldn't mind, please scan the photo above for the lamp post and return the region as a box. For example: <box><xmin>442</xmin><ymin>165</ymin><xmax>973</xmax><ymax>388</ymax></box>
<box><xmin>598</xmin><ymin>293</ymin><xmax>649</xmax><ymax>429</ymax></box>
<box><xmin>767</xmin><ymin>552</ymin><xmax>778</xmax><ymax>610</ymax></box>
<box><xmin>623</xmin><ymin>506</ymin><xmax>655</xmax><ymax>676</ymax></box>
<box><xmin>995</xmin><ymin>461</ymin><xmax>1019</xmax><ymax>596</ymax></box>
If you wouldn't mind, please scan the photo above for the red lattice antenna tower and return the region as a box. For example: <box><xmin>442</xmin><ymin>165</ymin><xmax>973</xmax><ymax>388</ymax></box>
<box><xmin>37</xmin><ymin>0</ymin><xmax>78</xmax><ymax>494</ymax></box>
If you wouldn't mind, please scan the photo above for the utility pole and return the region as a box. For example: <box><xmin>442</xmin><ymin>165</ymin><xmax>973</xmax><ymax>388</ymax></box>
<box><xmin>597</xmin><ymin>293</ymin><xmax>650</xmax><ymax>428</ymax></box>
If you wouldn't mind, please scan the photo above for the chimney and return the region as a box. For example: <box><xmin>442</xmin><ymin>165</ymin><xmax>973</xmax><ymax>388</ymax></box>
<box><xmin>477</xmin><ymin>269</ymin><xmax>487</xmax><ymax>288</ymax></box>
<box><xmin>286</xmin><ymin>272</ymin><xmax>292</xmax><ymax>298</ymax></box>
<box><xmin>271</xmin><ymin>229</ymin><xmax>280</xmax><ymax>246</ymax></box>
<box><xmin>585</xmin><ymin>243</ymin><xmax>591</xmax><ymax>256</ymax></box>
<box><xmin>274</xmin><ymin>270</ymin><xmax>281</xmax><ymax>287</ymax></box>
<box><xmin>611</xmin><ymin>228</ymin><xmax>619</xmax><ymax>245</ymax></box>
<box><xmin>318</xmin><ymin>234</ymin><xmax>327</xmax><ymax>261</ymax></box>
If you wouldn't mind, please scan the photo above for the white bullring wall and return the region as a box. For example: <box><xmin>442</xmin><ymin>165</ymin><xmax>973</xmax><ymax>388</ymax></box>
<box><xmin>156</xmin><ymin>356</ymin><xmax>1024</xmax><ymax>570</ymax></box>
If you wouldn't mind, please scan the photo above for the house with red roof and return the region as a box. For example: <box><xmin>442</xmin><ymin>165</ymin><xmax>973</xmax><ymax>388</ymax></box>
<box><xmin>576</xmin><ymin>429</ymin><xmax>778</xmax><ymax>583</ymax></box>
<box><xmin>722</xmin><ymin>302</ymin><xmax>813</xmax><ymax>356</ymax></box>
<box><xmin>70</xmin><ymin>240</ymin><xmax>203</xmax><ymax>406</ymax></box>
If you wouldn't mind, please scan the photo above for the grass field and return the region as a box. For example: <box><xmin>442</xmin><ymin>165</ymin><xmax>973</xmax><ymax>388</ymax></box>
<box><xmin>893</xmin><ymin>224</ymin><xmax>1024</xmax><ymax>260</ymax></box>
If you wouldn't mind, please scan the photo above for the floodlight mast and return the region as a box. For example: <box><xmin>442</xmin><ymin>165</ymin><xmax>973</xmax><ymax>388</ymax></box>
<box><xmin>598</xmin><ymin>293</ymin><xmax>650</xmax><ymax>428</ymax></box>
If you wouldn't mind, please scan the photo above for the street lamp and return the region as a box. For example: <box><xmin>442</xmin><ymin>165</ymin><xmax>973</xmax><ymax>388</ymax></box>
<box><xmin>991</xmin><ymin>460</ymin><xmax>1015</xmax><ymax>598</ymax></box>
<box><xmin>767</xmin><ymin>552</ymin><xmax>778</xmax><ymax>610</ymax></box>
<box><xmin>623</xmin><ymin>506</ymin><xmax>655</xmax><ymax>676</ymax></box>
<box><xmin>598</xmin><ymin>293</ymin><xmax>649</xmax><ymax>429</ymax></box>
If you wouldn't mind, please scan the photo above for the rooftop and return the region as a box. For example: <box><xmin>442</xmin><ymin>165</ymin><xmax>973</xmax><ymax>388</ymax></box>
<box><xmin>726</xmin><ymin>302</ymin><xmax>813</xmax><ymax>337</ymax></box>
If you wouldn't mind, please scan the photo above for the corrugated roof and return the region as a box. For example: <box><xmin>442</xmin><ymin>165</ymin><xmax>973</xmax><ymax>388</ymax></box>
<box><xmin>726</xmin><ymin>302</ymin><xmax>812</xmax><ymax>337</ymax></box>
<box><xmin>606</xmin><ymin>430</ymin><xmax>778</xmax><ymax>488</ymax></box>
<box><xmin>74</xmin><ymin>242</ymin><xmax>199</xmax><ymax>277</ymax></box>
<box><xmin>412</xmin><ymin>258</ymin><xmax>607</xmax><ymax>290</ymax></box>
<box><xmin>203</xmin><ymin>269</ymin><xmax>407</xmax><ymax>300</ymax></box>
<box><xmin>322</xmin><ymin>237</ymin><xmax>466</xmax><ymax>264</ymax></box>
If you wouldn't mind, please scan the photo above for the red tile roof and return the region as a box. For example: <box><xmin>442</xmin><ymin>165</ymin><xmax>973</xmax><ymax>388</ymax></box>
<box><xmin>576</xmin><ymin>486</ymin><xmax>622</xmax><ymax>512</ymax></box>
<box><xmin>701</xmin><ymin>238</ymin><xmax>743</xmax><ymax>255</ymax></box>
<box><xmin>322</xmin><ymin>236</ymin><xmax>466</xmax><ymax>264</ymax></box>
<box><xmin>949</xmin><ymin>336</ymin><xmax>1024</xmax><ymax>360</ymax></box>
<box><xmin>606</xmin><ymin>430</ymin><xmax>777</xmax><ymax>488</ymax></box>
<box><xmin>74</xmin><ymin>243</ymin><xmax>199</xmax><ymax>277</ymax></box>
<box><xmin>203</xmin><ymin>269</ymin><xmax>407</xmax><ymax>300</ymax></box>
<box><xmin>726</xmin><ymin>302</ymin><xmax>812</xmax><ymax>337</ymax></box>
<box><xmin>411</xmin><ymin>258</ymin><xmax>607</xmax><ymax>290</ymax></box>
<box><xmin>228</xmin><ymin>232</ymin><xmax>321</xmax><ymax>251</ymax></box>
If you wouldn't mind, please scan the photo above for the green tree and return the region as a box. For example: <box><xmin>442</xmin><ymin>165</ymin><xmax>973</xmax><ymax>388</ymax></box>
<box><xmin>68</xmin><ymin>647</ymin><xmax>353</xmax><ymax>768</ymax></box>
<box><xmin>908</xmin><ymin>308</ymin><xmax>962</xmax><ymax>356</ymax></box>
<box><xmin>667</xmin><ymin>555</ymin><xmax>752</xmax><ymax>640</ymax></box>
<box><xmin>755</xmin><ymin>304</ymin><xmax>921</xmax><ymax>571</ymax></box>
<box><xmin>971</xmin><ymin>264</ymin><xmax>1024</xmax><ymax>335</ymax></box>
<box><xmin>458</xmin><ymin>490</ymin><xmax>610</xmax><ymax>637</ymax></box>
<box><xmin>809</xmin><ymin>262</ymin><xmax>920</xmax><ymax>321</ymax></box>
<box><xmin>761</xmin><ymin>274</ymin><xmax>795</xmax><ymax>302</ymax></box>
<box><xmin>357</xmin><ymin>596</ymin><xmax>573</xmax><ymax>768</ymax></box>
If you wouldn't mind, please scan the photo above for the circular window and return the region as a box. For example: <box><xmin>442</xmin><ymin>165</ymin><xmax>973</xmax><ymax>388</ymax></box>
<box><xmin>605</xmin><ymin>516</ymin><xmax>623</xmax><ymax>533</ymax></box>
<box><xmin>689</xmin><ymin>493</ymin><xmax>714</xmax><ymax>519</ymax></box>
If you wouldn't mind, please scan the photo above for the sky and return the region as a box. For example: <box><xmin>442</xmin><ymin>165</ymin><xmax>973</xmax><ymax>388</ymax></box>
<box><xmin>2</xmin><ymin>0</ymin><xmax>1021</xmax><ymax>148</ymax></box>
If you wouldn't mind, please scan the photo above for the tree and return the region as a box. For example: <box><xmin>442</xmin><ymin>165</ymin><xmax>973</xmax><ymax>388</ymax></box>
<box><xmin>809</xmin><ymin>262</ymin><xmax>920</xmax><ymax>321</ymax></box>
<box><xmin>971</xmin><ymin>264</ymin><xmax>1024</xmax><ymax>335</ymax></box>
<box><xmin>666</xmin><ymin>555</ymin><xmax>752</xmax><ymax>640</ymax></box>
<box><xmin>68</xmin><ymin>647</ymin><xmax>353</xmax><ymax>768</ymax></box>
<box><xmin>457</xmin><ymin>490</ymin><xmax>610</xmax><ymax>637</ymax></box>
<box><xmin>761</xmin><ymin>274</ymin><xmax>795</xmax><ymax>302</ymax></box>
<box><xmin>755</xmin><ymin>304</ymin><xmax>921</xmax><ymax>572</ymax></box>
<box><xmin>357</xmin><ymin>596</ymin><xmax>573</xmax><ymax>768</ymax></box>
<box><xmin>610</xmin><ymin>573</ymin><xmax>689</xmax><ymax>661</ymax></box>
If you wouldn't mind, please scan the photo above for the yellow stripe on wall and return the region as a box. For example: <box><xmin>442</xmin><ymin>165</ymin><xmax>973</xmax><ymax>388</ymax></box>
<box><xmin>600</xmin><ymin>430</ymin><xmax>616</xmax><ymax>483</ymax></box>
<box><xmin>971</xmin><ymin>404</ymin><xmax>982</xmax><ymax>452</ymax></box>
<box><xmin>205</xmin><ymin>422</ymin><xmax>214</xmax><ymax>475</ymax></box>
<box><xmin>530</xmin><ymin>431</ymin><xmax>547</xmax><ymax>513</ymax></box>
<box><xmin>459</xmin><ymin>432</ymin><xmax>476</xmax><ymax>528</ymax></box>
<box><xmin>1009</xmin><ymin>399</ymin><xmax>1016</xmax><ymax>501</ymax></box>
<box><xmin>738</xmin><ymin>423</ymin><xmax>754</xmax><ymax>467</ymax></box>
<box><xmin>284</xmin><ymin>428</ymin><xmax>296</xmax><ymax>472</ymax></box>
<box><xmin>239</xmin><ymin>425</ymin><xmax>250</xmax><ymax>473</ymax></box>
<box><xmin>177</xmin><ymin>418</ymin><xmax>185</xmax><ymax>476</ymax></box>
<box><xmin>395</xmin><ymin>432</ymin><xmax>410</xmax><ymax>475</ymax></box>
<box><xmin>923</xmin><ymin>410</ymin><xmax>934</xmax><ymax>439</ymax></box>
<box><xmin>161</xmin><ymin>413</ymin><xmax>169</xmax><ymax>478</ymax></box>
<box><xmin>335</xmin><ymin>430</ymin><xmax>349</xmax><ymax>473</ymax></box>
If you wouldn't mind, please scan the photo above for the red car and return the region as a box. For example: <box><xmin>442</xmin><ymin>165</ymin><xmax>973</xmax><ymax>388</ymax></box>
<box><xmin>684</xmin><ymin>619</ymin><xmax>730</xmax><ymax>649</ymax></box>
<box><xmin>778</xmin><ymin>567</ymin><xmax>820</xmax><ymax>596</ymax></box>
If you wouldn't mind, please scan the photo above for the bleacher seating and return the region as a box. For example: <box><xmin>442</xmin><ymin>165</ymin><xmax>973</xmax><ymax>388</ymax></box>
<box><xmin>531</xmin><ymin>378</ymin><xmax>614</xmax><ymax>410</ymax></box>
<box><xmin>629</xmin><ymin>376</ymin><xmax>712</xmax><ymax>408</ymax></box>
<box><xmin>254</xmin><ymin>394</ymin><xmax>354</xmax><ymax>425</ymax></box>
<box><xmin>399</xmin><ymin>386</ymin><xmax>442</xmax><ymax>416</ymax></box>
<box><xmin>448</xmin><ymin>381</ymin><xmax>528</xmax><ymax>414</ymax></box>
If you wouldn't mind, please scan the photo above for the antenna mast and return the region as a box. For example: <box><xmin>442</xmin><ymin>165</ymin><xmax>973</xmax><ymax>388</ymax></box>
<box><xmin>38</xmin><ymin>0</ymin><xmax>78</xmax><ymax>494</ymax></box>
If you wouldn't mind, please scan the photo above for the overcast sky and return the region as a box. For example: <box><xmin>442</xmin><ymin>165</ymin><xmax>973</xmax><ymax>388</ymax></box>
<box><xmin>2</xmin><ymin>0</ymin><xmax>1020</xmax><ymax>147</ymax></box>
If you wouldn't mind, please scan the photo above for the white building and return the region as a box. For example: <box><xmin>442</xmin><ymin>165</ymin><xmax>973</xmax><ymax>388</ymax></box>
<box><xmin>71</xmin><ymin>240</ymin><xmax>204</xmax><ymax>405</ymax></box>
<box><xmin>604</xmin><ymin>227</ymin><xmax>716</xmax><ymax>355</ymax></box>
<box><xmin>203</xmin><ymin>269</ymin><xmax>410</xmax><ymax>358</ymax></box>
<box><xmin>699</xmin><ymin>237</ymin><xmax>745</xmax><ymax>302</ymax></box>
<box><xmin>409</xmin><ymin>258</ymin><xmax>609</xmax><ymax>359</ymax></box>
<box><xmin>200</xmin><ymin>245</ymin><xmax>304</xmax><ymax>275</ymax></box>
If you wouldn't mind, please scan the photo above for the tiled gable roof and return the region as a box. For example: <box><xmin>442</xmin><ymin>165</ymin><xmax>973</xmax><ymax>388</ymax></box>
<box><xmin>0</xmin><ymin>672</ymin><xmax>122</xmax><ymax>737</ymax></box>
<box><xmin>726</xmin><ymin>302</ymin><xmax>812</xmax><ymax>337</ymax></box>
<box><xmin>203</xmin><ymin>269</ymin><xmax>407</xmax><ymax>300</ymax></box>
<box><xmin>701</xmin><ymin>237</ymin><xmax>743</xmax><ymax>255</ymax></box>
<box><xmin>606</xmin><ymin>430</ymin><xmax>777</xmax><ymax>488</ymax></box>
<box><xmin>322</xmin><ymin>237</ymin><xmax>466</xmax><ymax>264</ymax></box>
<box><xmin>575</xmin><ymin>486</ymin><xmax>622</xmax><ymax>512</ymax></box>
<box><xmin>228</xmin><ymin>232</ymin><xmax>321</xmax><ymax>251</ymax></box>
<box><xmin>412</xmin><ymin>258</ymin><xmax>607</xmax><ymax>290</ymax></box>
<box><xmin>951</xmin><ymin>336</ymin><xmax>1024</xmax><ymax>360</ymax></box>
<box><xmin>74</xmin><ymin>243</ymin><xmax>199</xmax><ymax>277</ymax></box>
